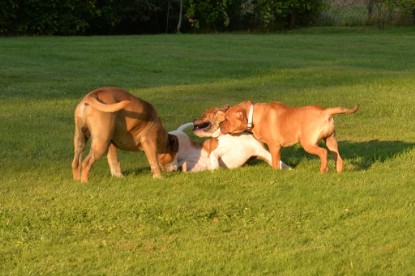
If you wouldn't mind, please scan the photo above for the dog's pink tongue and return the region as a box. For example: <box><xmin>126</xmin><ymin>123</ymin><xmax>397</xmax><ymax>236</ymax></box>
<box><xmin>193</xmin><ymin>129</ymin><xmax>204</xmax><ymax>137</ymax></box>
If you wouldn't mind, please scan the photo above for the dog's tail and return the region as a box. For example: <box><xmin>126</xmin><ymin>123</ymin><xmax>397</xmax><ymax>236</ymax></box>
<box><xmin>85</xmin><ymin>95</ymin><xmax>130</xmax><ymax>113</ymax></box>
<box><xmin>324</xmin><ymin>105</ymin><xmax>359</xmax><ymax>116</ymax></box>
<box><xmin>177</xmin><ymin>122</ymin><xmax>194</xmax><ymax>131</ymax></box>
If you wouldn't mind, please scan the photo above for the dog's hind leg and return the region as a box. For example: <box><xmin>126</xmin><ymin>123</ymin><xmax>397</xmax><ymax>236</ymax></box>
<box><xmin>254</xmin><ymin>145</ymin><xmax>273</xmax><ymax>166</ymax></box>
<box><xmin>72</xmin><ymin>125</ymin><xmax>88</xmax><ymax>181</ymax></box>
<box><xmin>81</xmin><ymin>138</ymin><xmax>110</xmax><ymax>183</ymax></box>
<box><xmin>325</xmin><ymin>134</ymin><xmax>344</xmax><ymax>173</ymax></box>
<box><xmin>254</xmin><ymin>143</ymin><xmax>291</xmax><ymax>170</ymax></box>
<box><xmin>107</xmin><ymin>143</ymin><xmax>123</xmax><ymax>177</ymax></box>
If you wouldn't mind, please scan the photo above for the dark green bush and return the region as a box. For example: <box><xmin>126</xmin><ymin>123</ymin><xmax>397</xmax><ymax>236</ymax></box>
<box><xmin>185</xmin><ymin>0</ymin><xmax>326</xmax><ymax>32</ymax></box>
<box><xmin>0</xmin><ymin>0</ymin><xmax>325</xmax><ymax>35</ymax></box>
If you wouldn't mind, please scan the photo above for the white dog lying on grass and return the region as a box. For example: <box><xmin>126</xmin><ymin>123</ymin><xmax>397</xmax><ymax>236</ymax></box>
<box><xmin>169</xmin><ymin>123</ymin><xmax>291</xmax><ymax>172</ymax></box>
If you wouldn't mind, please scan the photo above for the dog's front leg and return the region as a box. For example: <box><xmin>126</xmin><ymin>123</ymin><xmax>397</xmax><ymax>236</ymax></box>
<box><xmin>269</xmin><ymin>145</ymin><xmax>282</xmax><ymax>170</ymax></box>
<box><xmin>209</xmin><ymin>151</ymin><xmax>221</xmax><ymax>171</ymax></box>
<box><xmin>302</xmin><ymin>143</ymin><xmax>328</xmax><ymax>173</ymax></box>
<box><xmin>142</xmin><ymin>141</ymin><xmax>162</xmax><ymax>178</ymax></box>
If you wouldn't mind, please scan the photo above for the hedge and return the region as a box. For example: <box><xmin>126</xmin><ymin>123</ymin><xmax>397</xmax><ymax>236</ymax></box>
<box><xmin>0</xmin><ymin>0</ymin><xmax>325</xmax><ymax>35</ymax></box>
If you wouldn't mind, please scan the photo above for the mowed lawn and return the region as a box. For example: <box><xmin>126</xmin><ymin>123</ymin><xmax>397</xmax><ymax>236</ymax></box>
<box><xmin>1</xmin><ymin>27</ymin><xmax>415</xmax><ymax>274</ymax></box>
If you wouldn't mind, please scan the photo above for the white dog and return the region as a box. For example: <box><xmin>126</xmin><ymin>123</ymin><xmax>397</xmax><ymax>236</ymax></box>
<box><xmin>169</xmin><ymin>123</ymin><xmax>290</xmax><ymax>172</ymax></box>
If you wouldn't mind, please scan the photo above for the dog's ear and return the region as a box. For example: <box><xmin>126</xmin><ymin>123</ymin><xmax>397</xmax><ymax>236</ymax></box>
<box><xmin>236</xmin><ymin>108</ymin><xmax>247</xmax><ymax>123</ymax></box>
<box><xmin>219</xmin><ymin>104</ymin><xmax>230</xmax><ymax>112</ymax></box>
<box><xmin>215</xmin><ymin>111</ymin><xmax>226</xmax><ymax>122</ymax></box>
<box><xmin>168</xmin><ymin>134</ymin><xmax>179</xmax><ymax>153</ymax></box>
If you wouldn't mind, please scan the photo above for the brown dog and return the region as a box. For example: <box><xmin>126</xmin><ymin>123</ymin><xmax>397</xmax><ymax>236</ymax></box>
<box><xmin>208</xmin><ymin>101</ymin><xmax>358</xmax><ymax>173</ymax></box>
<box><xmin>72</xmin><ymin>87</ymin><xmax>179</xmax><ymax>183</ymax></box>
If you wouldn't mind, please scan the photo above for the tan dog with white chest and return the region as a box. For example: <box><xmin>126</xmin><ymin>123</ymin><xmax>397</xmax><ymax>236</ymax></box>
<box><xmin>72</xmin><ymin>87</ymin><xmax>178</xmax><ymax>183</ymax></box>
<box><xmin>205</xmin><ymin>101</ymin><xmax>358</xmax><ymax>173</ymax></box>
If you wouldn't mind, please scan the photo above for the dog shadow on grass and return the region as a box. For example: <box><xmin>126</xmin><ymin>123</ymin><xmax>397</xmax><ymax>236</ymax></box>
<box><xmin>278</xmin><ymin>140</ymin><xmax>415</xmax><ymax>171</ymax></box>
<box><xmin>340</xmin><ymin>140</ymin><xmax>415</xmax><ymax>170</ymax></box>
<box><xmin>121</xmin><ymin>140</ymin><xmax>414</xmax><ymax>174</ymax></box>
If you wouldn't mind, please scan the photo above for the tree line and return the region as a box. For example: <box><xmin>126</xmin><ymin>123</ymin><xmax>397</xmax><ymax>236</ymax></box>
<box><xmin>1</xmin><ymin>0</ymin><xmax>414</xmax><ymax>36</ymax></box>
<box><xmin>0</xmin><ymin>0</ymin><xmax>326</xmax><ymax>35</ymax></box>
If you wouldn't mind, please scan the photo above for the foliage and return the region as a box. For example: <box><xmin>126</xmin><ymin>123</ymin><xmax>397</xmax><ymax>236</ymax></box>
<box><xmin>186</xmin><ymin>0</ymin><xmax>231</xmax><ymax>31</ymax></box>
<box><xmin>185</xmin><ymin>0</ymin><xmax>326</xmax><ymax>32</ymax></box>
<box><xmin>366</xmin><ymin>0</ymin><xmax>415</xmax><ymax>28</ymax></box>
<box><xmin>390</xmin><ymin>0</ymin><xmax>415</xmax><ymax>18</ymax></box>
<box><xmin>0</xmin><ymin>0</ymin><xmax>181</xmax><ymax>35</ymax></box>
<box><xmin>1</xmin><ymin>0</ymin><xmax>414</xmax><ymax>35</ymax></box>
<box><xmin>1</xmin><ymin>28</ymin><xmax>415</xmax><ymax>273</ymax></box>
<box><xmin>252</xmin><ymin>0</ymin><xmax>326</xmax><ymax>31</ymax></box>
<box><xmin>0</xmin><ymin>0</ymin><xmax>108</xmax><ymax>35</ymax></box>
<box><xmin>0</xmin><ymin>0</ymin><xmax>325</xmax><ymax>35</ymax></box>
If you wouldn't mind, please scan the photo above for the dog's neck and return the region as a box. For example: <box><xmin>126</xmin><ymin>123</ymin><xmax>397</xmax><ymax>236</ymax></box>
<box><xmin>211</xmin><ymin>127</ymin><xmax>222</xmax><ymax>138</ymax></box>
<box><xmin>247</xmin><ymin>103</ymin><xmax>254</xmax><ymax>130</ymax></box>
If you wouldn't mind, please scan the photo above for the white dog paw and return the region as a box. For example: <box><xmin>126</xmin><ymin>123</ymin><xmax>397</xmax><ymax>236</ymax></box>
<box><xmin>280</xmin><ymin>161</ymin><xmax>292</xmax><ymax>170</ymax></box>
<box><xmin>111</xmin><ymin>172</ymin><xmax>124</xmax><ymax>177</ymax></box>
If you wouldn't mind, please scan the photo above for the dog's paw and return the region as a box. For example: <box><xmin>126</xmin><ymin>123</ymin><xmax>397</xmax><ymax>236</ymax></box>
<box><xmin>111</xmin><ymin>172</ymin><xmax>124</xmax><ymax>178</ymax></box>
<box><xmin>280</xmin><ymin>161</ymin><xmax>292</xmax><ymax>170</ymax></box>
<box><xmin>320</xmin><ymin>167</ymin><xmax>329</xmax><ymax>174</ymax></box>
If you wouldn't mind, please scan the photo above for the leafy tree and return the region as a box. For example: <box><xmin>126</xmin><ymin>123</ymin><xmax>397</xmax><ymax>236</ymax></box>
<box><xmin>185</xmin><ymin>0</ymin><xmax>326</xmax><ymax>32</ymax></box>
<box><xmin>0</xmin><ymin>0</ymin><xmax>326</xmax><ymax>35</ymax></box>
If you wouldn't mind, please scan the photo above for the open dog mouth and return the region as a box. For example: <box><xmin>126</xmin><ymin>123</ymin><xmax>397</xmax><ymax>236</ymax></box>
<box><xmin>193</xmin><ymin>122</ymin><xmax>211</xmax><ymax>131</ymax></box>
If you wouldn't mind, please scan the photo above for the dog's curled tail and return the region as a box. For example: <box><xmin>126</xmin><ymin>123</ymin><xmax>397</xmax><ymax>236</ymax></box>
<box><xmin>85</xmin><ymin>95</ymin><xmax>131</xmax><ymax>113</ymax></box>
<box><xmin>177</xmin><ymin>122</ymin><xmax>194</xmax><ymax>132</ymax></box>
<box><xmin>324</xmin><ymin>105</ymin><xmax>359</xmax><ymax>116</ymax></box>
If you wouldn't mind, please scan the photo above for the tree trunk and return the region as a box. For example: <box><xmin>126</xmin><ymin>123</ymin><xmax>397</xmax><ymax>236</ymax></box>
<box><xmin>176</xmin><ymin>0</ymin><xmax>183</xmax><ymax>33</ymax></box>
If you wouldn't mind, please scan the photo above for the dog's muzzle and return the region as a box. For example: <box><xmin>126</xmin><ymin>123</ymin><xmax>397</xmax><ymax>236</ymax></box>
<box><xmin>193</xmin><ymin>122</ymin><xmax>211</xmax><ymax>131</ymax></box>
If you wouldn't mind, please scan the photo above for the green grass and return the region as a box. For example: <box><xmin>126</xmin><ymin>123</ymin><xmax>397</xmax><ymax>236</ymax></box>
<box><xmin>1</xmin><ymin>27</ymin><xmax>415</xmax><ymax>274</ymax></box>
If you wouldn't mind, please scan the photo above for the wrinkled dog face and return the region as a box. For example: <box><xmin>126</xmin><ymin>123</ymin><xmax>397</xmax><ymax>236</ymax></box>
<box><xmin>159</xmin><ymin>153</ymin><xmax>178</xmax><ymax>171</ymax></box>
<box><xmin>193</xmin><ymin>105</ymin><xmax>230</xmax><ymax>138</ymax></box>
<box><xmin>158</xmin><ymin>134</ymin><xmax>179</xmax><ymax>171</ymax></box>
<box><xmin>219</xmin><ymin>106</ymin><xmax>248</xmax><ymax>134</ymax></box>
